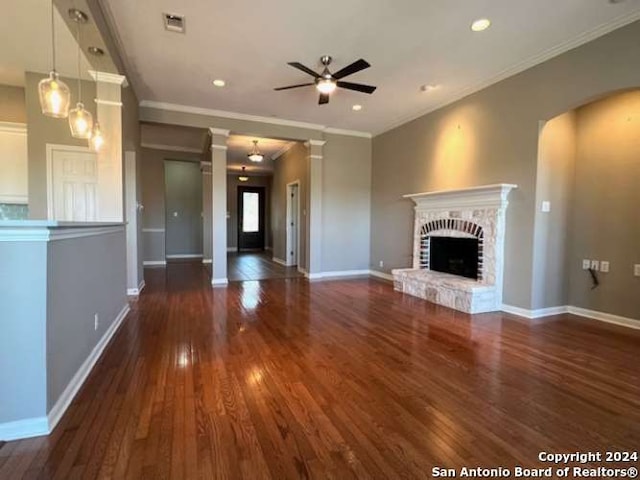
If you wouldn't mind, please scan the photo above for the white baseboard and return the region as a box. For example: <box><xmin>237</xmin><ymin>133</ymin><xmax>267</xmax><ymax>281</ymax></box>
<box><xmin>369</xmin><ymin>269</ymin><xmax>394</xmax><ymax>282</ymax></box>
<box><xmin>47</xmin><ymin>303</ymin><xmax>131</xmax><ymax>434</ymax></box>
<box><xmin>272</xmin><ymin>257</ymin><xmax>287</xmax><ymax>266</ymax></box>
<box><xmin>0</xmin><ymin>416</ymin><xmax>49</xmax><ymax>442</ymax></box>
<box><xmin>227</xmin><ymin>247</ymin><xmax>238</xmax><ymax>252</ymax></box>
<box><xmin>211</xmin><ymin>277</ymin><xmax>228</xmax><ymax>287</ymax></box>
<box><xmin>143</xmin><ymin>260</ymin><xmax>166</xmax><ymax>266</ymax></box>
<box><xmin>501</xmin><ymin>304</ymin><xmax>568</xmax><ymax>319</ymax></box>
<box><xmin>567</xmin><ymin>306</ymin><xmax>640</xmax><ymax>330</ymax></box>
<box><xmin>202</xmin><ymin>258</ymin><xmax>212</xmax><ymax>264</ymax></box>
<box><xmin>165</xmin><ymin>254</ymin><xmax>202</xmax><ymax>259</ymax></box>
<box><xmin>0</xmin><ymin>303</ymin><xmax>131</xmax><ymax>441</ymax></box>
<box><xmin>127</xmin><ymin>279</ymin><xmax>146</xmax><ymax>296</ymax></box>
<box><xmin>298</xmin><ymin>266</ymin><xmax>308</xmax><ymax>275</ymax></box>
<box><xmin>304</xmin><ymin>269</ymin><xmax>371</xmax><ymax>280</ymax></box>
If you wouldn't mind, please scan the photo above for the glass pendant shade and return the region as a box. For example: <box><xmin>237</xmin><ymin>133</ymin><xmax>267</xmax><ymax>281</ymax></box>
<box><xmin>89</xmin><ymin>121</ymin><xmax>104</xmax><ymax>151</ymax></box>
<box><xmin>69</xmin><ymin>102</ymin><xmax>93</xmax><ymax>139</ymax></box>
<box><xmin>239</xmin><ymin>167</ymin><xmax>249</xmax><ymax>182</ymax></box>
<box><xmin>38</xmin><ymin>71</ymin><xmax>71</xmax><ymax>118</ymax></box>
<box><xmin>247</xmin><ymin>140</ymin><xmax>264</xmax><ymax>162</ymax></box>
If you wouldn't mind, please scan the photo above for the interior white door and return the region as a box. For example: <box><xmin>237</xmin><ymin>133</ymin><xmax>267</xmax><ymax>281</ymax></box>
<box><xmin>50</xmin><ymin>147</ymin><xmax>98</xmax><ymax>221</ymax></box>
<box><xmin>286</xmin><ymin>183</ymin><xmax>299</xmax><ymax>266</ymax></box>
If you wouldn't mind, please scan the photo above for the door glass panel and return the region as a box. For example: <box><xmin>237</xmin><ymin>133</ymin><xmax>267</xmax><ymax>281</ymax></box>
<box><xmin>242</xmin><ymin>192</ymin><xmax>259</xmax><ymax>232</ymax></box>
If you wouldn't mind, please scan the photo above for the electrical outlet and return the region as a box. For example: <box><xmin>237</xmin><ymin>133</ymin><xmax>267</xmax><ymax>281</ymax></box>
<box><xmin>634</xmin><ymin>264</ymin><xmax>640</xmax><ymax>277</ymax></box>
<box><xmin>94</xmin><ymin>314</ymin><xmax>99</xmax><ymax>331</ymax></box>
<box><xmin>379</xmin><ymin>260</ymin><xmax>384</xmax><ymax>268</ymax></box>
<box><xmin>600</xmin><ymin>261</ymin><xmax>610</xmax><ymax>273</ymax></box>
<box><xmin>582</xmin><ymin>259</ymin><xmax>590</xmax><ymax>270</ymax></box>
<box><xmin>590</xmin><ymin>260</ymin><xmax>599</xmax><ymax>271</ymax></box>
<box><xmin>541</xmin><ymin>201</ymin><xmax>551</xmax><ymax>213</ymax></box>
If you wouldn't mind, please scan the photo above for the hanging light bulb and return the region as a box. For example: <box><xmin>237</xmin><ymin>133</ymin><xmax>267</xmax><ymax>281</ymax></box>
<box><xmin>247</xmin><ymin>140</ymin><xmax>264</xmax><ymax>162</ymax></box>
<box><xmin>89</xmin><ymin>121</ymin><xmax>104</xmax><ymax>150</ymax></box>
<box><xmin>68</xmin><ymin>11</ymin><xmax>93</xmax><ymax>139</ymax></box>
<box><xmin>39</xmin><ymin>1</ymin><xmax>71</xmax><ymax>117</ymax></box>
<box><xmin>238</xmin><ymin>166</ymin><xmax>249</xmax><ymax>182</ymax></box>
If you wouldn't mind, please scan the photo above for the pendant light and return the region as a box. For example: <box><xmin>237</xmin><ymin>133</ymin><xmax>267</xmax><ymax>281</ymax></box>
<box><xmin>238</xmin><ymin>166</ymin><xmax>249</xmax><ymax>182</ymax></box>
<box><xmin>89</xmin><ymin>70</ymin><xmax>105</xmax><ymax>151</ymax></box>
<box><xmin>68</xmin><ymin>10</ymin><xmax>93</xmax><ymax>139</ymax></box>
<box><xmin>247</xmin><ymin>140</ymin><xmax>264</xmax><ymax>162</ymax></box>
<box><xmin>38</xmin><ymin>1</ymin><xmax>71</xmax><ymax>118</ymax></box>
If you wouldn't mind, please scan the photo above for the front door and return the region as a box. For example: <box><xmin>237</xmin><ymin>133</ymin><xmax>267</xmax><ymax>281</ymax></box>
<box><xmin>237</xmin><ymin>186</ymin><xmax>265</xmax><ymax>251</ymax></box>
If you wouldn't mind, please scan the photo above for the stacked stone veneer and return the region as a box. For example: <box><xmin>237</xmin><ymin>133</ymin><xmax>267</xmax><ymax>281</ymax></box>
<box><xmin>393</xmin><ymin>184</ymin><xmax>516</xmax><ymax>314</ymax></box>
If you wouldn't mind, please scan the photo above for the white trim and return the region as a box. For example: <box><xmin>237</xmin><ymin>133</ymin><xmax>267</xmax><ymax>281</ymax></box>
<box><xmin>404</xmin><ymin>183</ymin><xmax>518</xmax><ymax>210</ymax></box>
<box><xmin>298</xmin><ymin>266</ymin><xmax>308</xmax><ymax>276</ymax></box>
<box><xmin>227</xmin><ymin>246</ymin><xmax>238</xmax><ymax>252</ymax></box>
<box><xmin>210</xmin><ymin>144</ymin><xmax>228</xmax><ymax>151</ymax></box>
<box><xmin>143</xmin><ymin>260</ymin><xmax>167</xmax><ymax>266</ymax></box>
<box><xmin>0</xmin><ymin>417</ymin><xmax>49</xmax><ymax>441</ymax></box>
<box><xmin>0</xmin><ymin>225</ymin><xmax>124</xmax><ymax>242</ymax></box>
<box><xmin>209</xmin><ymin>127</ymin><xmax>230</xmax><ymax>137</ymax></box>
<box><xmin>0</xmin><ymin>121</ymin><xmax>27</xmax><ymax>135</ymax></box>
<box><xmin>309</xmin><ymin>155</ymin><xmax>323</xmax><ymax>160</ymax></box>
<box><xmin>165</xmin><ymin>254</ymin><xmax>203</xmax><ymax>259</ymax></box>
<box><xmin>47</xmin><ymin>304</ymin><xmax>130</xmax><ymax>434</ymax></box>
<box><xmin>375</xmin><ymin>10</ymin><xmax>640</xmax><ymax>136</ymax></box>
<box><xmin>200</xmin><ymin>161</ymin><xmax>212</xmax><ymax>167</ymax></box>
<box><xmin>285</xmin><ymin>179</ymin><xmax>301</xmax><ymax>267</ymax></box>
<box><xmin>568</xmin><ymin>306</ymin><xmax>640</xmax><ymax>330</ymax></box>
<box><xmin>127</xmin><ymin>279</ymin><xmax>146</xmax><ymax>296</ymax></box>
<box><xmin>272</xmin><ymin>257</ymin><xmax>287</xmax><ymax>266</ymax></box>
<box><xmin>142</xmin><ymin>228</ymin><xmax>165</xmax><ymax>233</ymax></box>
<box><xmin>0</xmin><ymin>194</ymin><xmax>28</xmax><ymax>204</ymax></box>
<box><xmin>306</xmin><ymin>269</ymin><xmax>372</xmax><ymax>280</ymax></box>
<box><xmin>140</xmin><ymin>100</ymin><xmax>372</xmax><ymax>138</ymax></box>
<box><xmin>211</xmin><ymin>277</ymin><xmax>229</xmax><ymax>286</ymax></box>
<box><xmin>501</xmin><ymin>304</ymin><xmax>569</xmax><ymax>319</ymax></box>
<box><xmin>307</xmin><ymin>139</ymin><xmax>327</xmax><ymax>147</ymax></box>
<box><xmin>369</xmin><ymin>269</ymin><xmax>394</xmax><ymax>282</ymax></box>
<box><xmin>202</xmin><ymin>171</ymin><xmax>212</xmax><ymax>176</ymax></box>
<box><xmin>141</xmin><ymin>142</ymin><xmax>202</xmax><ymax>154</ymax></box>
<box><xmin>272</xmin><ymin>142</ymin><xmax>296</xmax><ymax>160</ymax></box>
<box><xmin>94</xmin><ymin>99</ymin><xmax>123</xmax><ymax>107</ymax></box>
<box><xmin>202</xmin><ymin>258</ymin><xmax>212</xmax><ymax>264</ymax></box>
<box><xmin>88</xmin><ymin>70</ymin><xmax>128</xmax><ymax>87</ymax></box>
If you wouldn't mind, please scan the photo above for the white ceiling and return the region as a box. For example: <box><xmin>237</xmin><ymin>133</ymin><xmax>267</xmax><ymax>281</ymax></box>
<box><xmin>0</xmin><ymin>0</ymin><xmax>91</xmax><ymax>86</ymax></box>
<box><xmin>104</xmin><ymin>0</ymin><xmax>640</xmax><ymax>134</ymax></box>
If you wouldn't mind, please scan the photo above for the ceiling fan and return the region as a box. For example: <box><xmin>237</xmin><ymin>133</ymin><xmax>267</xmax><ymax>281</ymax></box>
<box><xmin>274</xmin><ymin>55</ymin><xmax>376</xmax><ymax>105</ymax></box>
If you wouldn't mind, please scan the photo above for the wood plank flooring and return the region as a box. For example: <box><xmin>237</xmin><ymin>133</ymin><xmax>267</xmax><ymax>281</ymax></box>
<box><xmin>228</xmin><ymin>251</ymin><xmax>303</xmax><ymax>281</ymax></box>
<box><xmin>1</xmin><ymin>262</ymin><xmax>638</xmax><ymax>479</ymax></box>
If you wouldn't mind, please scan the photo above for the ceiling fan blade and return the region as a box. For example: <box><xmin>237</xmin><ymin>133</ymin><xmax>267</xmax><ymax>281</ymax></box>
<box><xmin>274</xmin><ymin>83</ymin><xmax>314</xmax><ymax>91</ymax></box>
<box><xmin>318</xmin><ymin>93</ymin><xmax>330</xmax><ymax>105</ymax></box>
<box><xmin>288</xmin><ymin>62</ymin><xmax>320</xmax><ymax>78</ymax></box>
<box><xmin>336</xmin><ymin>81</ymin><xmax>377</xmax><ymax>94</ymax></box>
<box><xmin>332</xmin><ymin>59</ymin><xmax>371</xmax><ymax>79</ymax></box>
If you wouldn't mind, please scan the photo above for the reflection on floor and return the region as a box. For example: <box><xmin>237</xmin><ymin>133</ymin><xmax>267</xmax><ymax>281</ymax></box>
<box><xmin>228</xmin><ymin>251</ymin><xmax>303</xmax><ymax>281</ymax></box>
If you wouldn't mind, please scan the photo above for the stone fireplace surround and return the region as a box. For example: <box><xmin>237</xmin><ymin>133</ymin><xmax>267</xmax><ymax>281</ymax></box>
<box><xmin>392</xmin><ymin>184</ymin><xmax>517</xmax><ymax>314</ymax></box>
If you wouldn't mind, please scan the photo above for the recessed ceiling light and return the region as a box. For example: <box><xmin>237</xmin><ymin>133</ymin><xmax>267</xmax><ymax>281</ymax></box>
<box><xmin>352</xmin><ymin>104</ymin><xmax>362</xmax><ymax>111</ymax></box>
<box><xmin>471</xmin><ymin>18</ymin><xmax>491</xmax><ymax>32</ymax></box>
<box><xmin>212</xmin><ymin>79</ymin><xmax>226</xmax><ymax>87</ymax></box>
<box><xmin>420</xmin><ymin>84</ymin><xmax>440</xmax><ymax>93</ymax></box>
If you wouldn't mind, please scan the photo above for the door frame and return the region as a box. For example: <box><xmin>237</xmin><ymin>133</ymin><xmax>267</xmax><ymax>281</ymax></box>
<box><xmin>237</xmin><ymin>185</ymin><xmax>266</xmax><ymax>251</ymax></box>
<box><xmin>46</xmin><ymin>143</ymin><xmax>97</xmax><ymax>220</ymax></box>
<box><xmin>285</xmin><ymin>180</ymin><xmax>301</xmax><ymax>267</ymax></box>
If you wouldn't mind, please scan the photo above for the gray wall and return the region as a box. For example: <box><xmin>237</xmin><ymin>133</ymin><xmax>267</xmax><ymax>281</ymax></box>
<box><xmin>0</xmin><ymin>84</ymin><xmax>26</xmax><ymax>123</ymax></box>
<box><xmin>272</xmin><ymin>143</ymin><xmax>308</xmax><ymax>265</ymax></box>
<box><xmin>227</xmin><ymin>174</ymin><xmax>272</xmax><ymax>250</ymax></box>
<box><xmin>141</xmin><ymin>147</ymin><xmax>201</xmax><ymax>262</ymax></box>
<box><xmin>531</xmin><ymin>112</ymin><xmax>576</xmax><ymax>309</ymax></box>
<box><xmin>568</xmin><ymin>91</ymin><xmax>640</xmax><ymax>318</ymax></box>
<box><xmin>370</xmin><ymin>20</ymin><xmax>640</xmax><ymax>310</ymax></box>
<box><xmin>46</xmin><ymin>230</ymin><xmax>127</xmax><ymax>409</ymax></box>
<box><xmin>24</xmin><ymin>72</ymin><xmax>97</xmax><ymax>219</ymax></box>
<box><xmin>0</xmin><ymin>241</ymin><xmax>48</xmax><ymax>423</ymax></box>
<box><xmin>164</xmin><ymin>160</ymin><xmax>203</xmax><ymax>256</ymax></box>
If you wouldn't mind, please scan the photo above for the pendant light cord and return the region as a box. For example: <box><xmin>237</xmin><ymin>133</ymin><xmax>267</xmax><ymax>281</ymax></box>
<box><xmin>50</xmin><ymin>0</ymin><xmax>56</xmax><ymax>70</ymax></box>
<box><xmin>76</xmin><ymin>21</ymin><xmax>82</xmax><ymax>102</ymax></box>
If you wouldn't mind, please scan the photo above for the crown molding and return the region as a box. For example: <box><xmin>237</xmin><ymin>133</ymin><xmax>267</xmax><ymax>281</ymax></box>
<box><xmin>139</xmin><ymin>100</ymin><xmax>373</xmax><ymax>138</ymax></box>
<box><xmin>272</xmin><ymin>142</ymin><xmax>296</xmax><ymax>160</ymax></box>
<box><xmin>209</xmin><ymin>127</ymin><xmax>230</xmax><ymax>137</ymax></box>
<box><xmin>141</xmin><ymin>142</ymin><xmax>202</xmax><ymax>154</ymax></box>
<box><xmin>305</xmin><ymin>140</ymin><xmax>326</xmax><ymax>147</ymax></box>
<box><xmin>0</xmin><ymin>122</ymin><xmax>27</xmax><ymax>135</ymax></box>
<box><xmin>88</xmin><ymin>70</ymin><xmax>128</xmax><ymax>87</ymax></box>
<box><xmin>95</xmin><ymin>99</ymin><xmax>123</xmax><ymax>107</ymax></box>
<box><xmin>375</xmin><ymin>9</ymin><xmax>640</xmax><ymax>136</ymax></box>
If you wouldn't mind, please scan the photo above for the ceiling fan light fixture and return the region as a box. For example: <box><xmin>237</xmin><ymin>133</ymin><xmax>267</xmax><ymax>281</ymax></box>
<box><xmin>316</xmin><ymin>78</ymin><xmax>337</xmax><ymax>95</ymax></box>
<box><xmin>471</xmin><ymin>18</ymin><xmax>491</xmax><ymax>32</ymax></box>
<box><xmin>247</xmin><ymin>140</ymin><xmax>264</xmax><ymax>162</ymax></box>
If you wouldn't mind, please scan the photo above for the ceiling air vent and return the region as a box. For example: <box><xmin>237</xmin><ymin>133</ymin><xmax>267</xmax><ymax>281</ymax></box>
<box><xmin>163</xmin><ymin>13</ymin><xmax>185</xmax><ymax>33</ymax></box>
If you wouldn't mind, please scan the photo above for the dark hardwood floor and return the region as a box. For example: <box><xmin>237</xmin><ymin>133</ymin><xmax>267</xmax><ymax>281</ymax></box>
<box><xmin>228</xmin><ymin>251</ymin><xmax>303</xmax><ymax>281</ymax></box>
<box><xmin>1</xmin><ymin>263</ymin><xmax>638</xmax><ymax>479</ymax></box>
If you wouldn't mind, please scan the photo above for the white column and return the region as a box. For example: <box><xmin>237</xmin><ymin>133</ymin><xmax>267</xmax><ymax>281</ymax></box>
<box><xmin>305</xmin><ymin>139</ymin><xmax>325</xmax><ymax>277</ymax></box>
<box><xmin>209</xmin><ymin>128</ymin><xmax>229</xmax><ymax>286</ymax></box>
<box><xmin>89</xmin><ymin>71</ymin><xmax>126</xmax><ymax>222</ymax></box>
<box><xmin>201</xmin><ymin>161</ymin><xmax>212</xmax><ymax>265</ymax></box>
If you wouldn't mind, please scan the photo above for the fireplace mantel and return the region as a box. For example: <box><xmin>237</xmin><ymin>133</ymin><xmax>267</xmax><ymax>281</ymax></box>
<box><xmin>393</xmin><ymin>183</ymin><xmax>517</xmax><ymax>314</ymax></box>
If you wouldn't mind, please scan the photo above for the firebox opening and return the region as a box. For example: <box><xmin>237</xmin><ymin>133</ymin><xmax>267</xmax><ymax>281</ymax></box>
<box><xmin>429</xmin><ymin>237</ymin><xmax>479</xmax><ymax>280</ymax></box>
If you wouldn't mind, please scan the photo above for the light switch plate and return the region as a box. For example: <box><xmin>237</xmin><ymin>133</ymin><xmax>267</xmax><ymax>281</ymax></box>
<box><xmin>635</xmin><ymin>264</ymin><xmax>640</xmax><ymax>277</ymax></box>
<box><xmin>600</xmin><ymin>261</ymin><xmax>610</xmax><ymax>273</ymax></box>
<box><xmin>590</xmin><ymin>260</ymin><xmax>599</xmax><ymax>271</ymax></box>
<box><xmin>582</xmin><ymin>259</ymin><xmax>590</xmax><ymax>270</ymax></box>
<box><xmin>541</xmin><ymin>201</ymin><xmax>551</xmax><ymax>213</ymax></box>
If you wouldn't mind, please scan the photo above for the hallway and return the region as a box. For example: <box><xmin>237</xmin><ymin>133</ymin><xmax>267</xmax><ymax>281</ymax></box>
<box><xmin>0</xmin><ymin>263</ymin><xmax>638</xmax><ymax>479</ymax></box>
<box><xmin>227</xmin><ymin>251</ymin><xmax>303</xmax><ymax>281</ymax></box>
